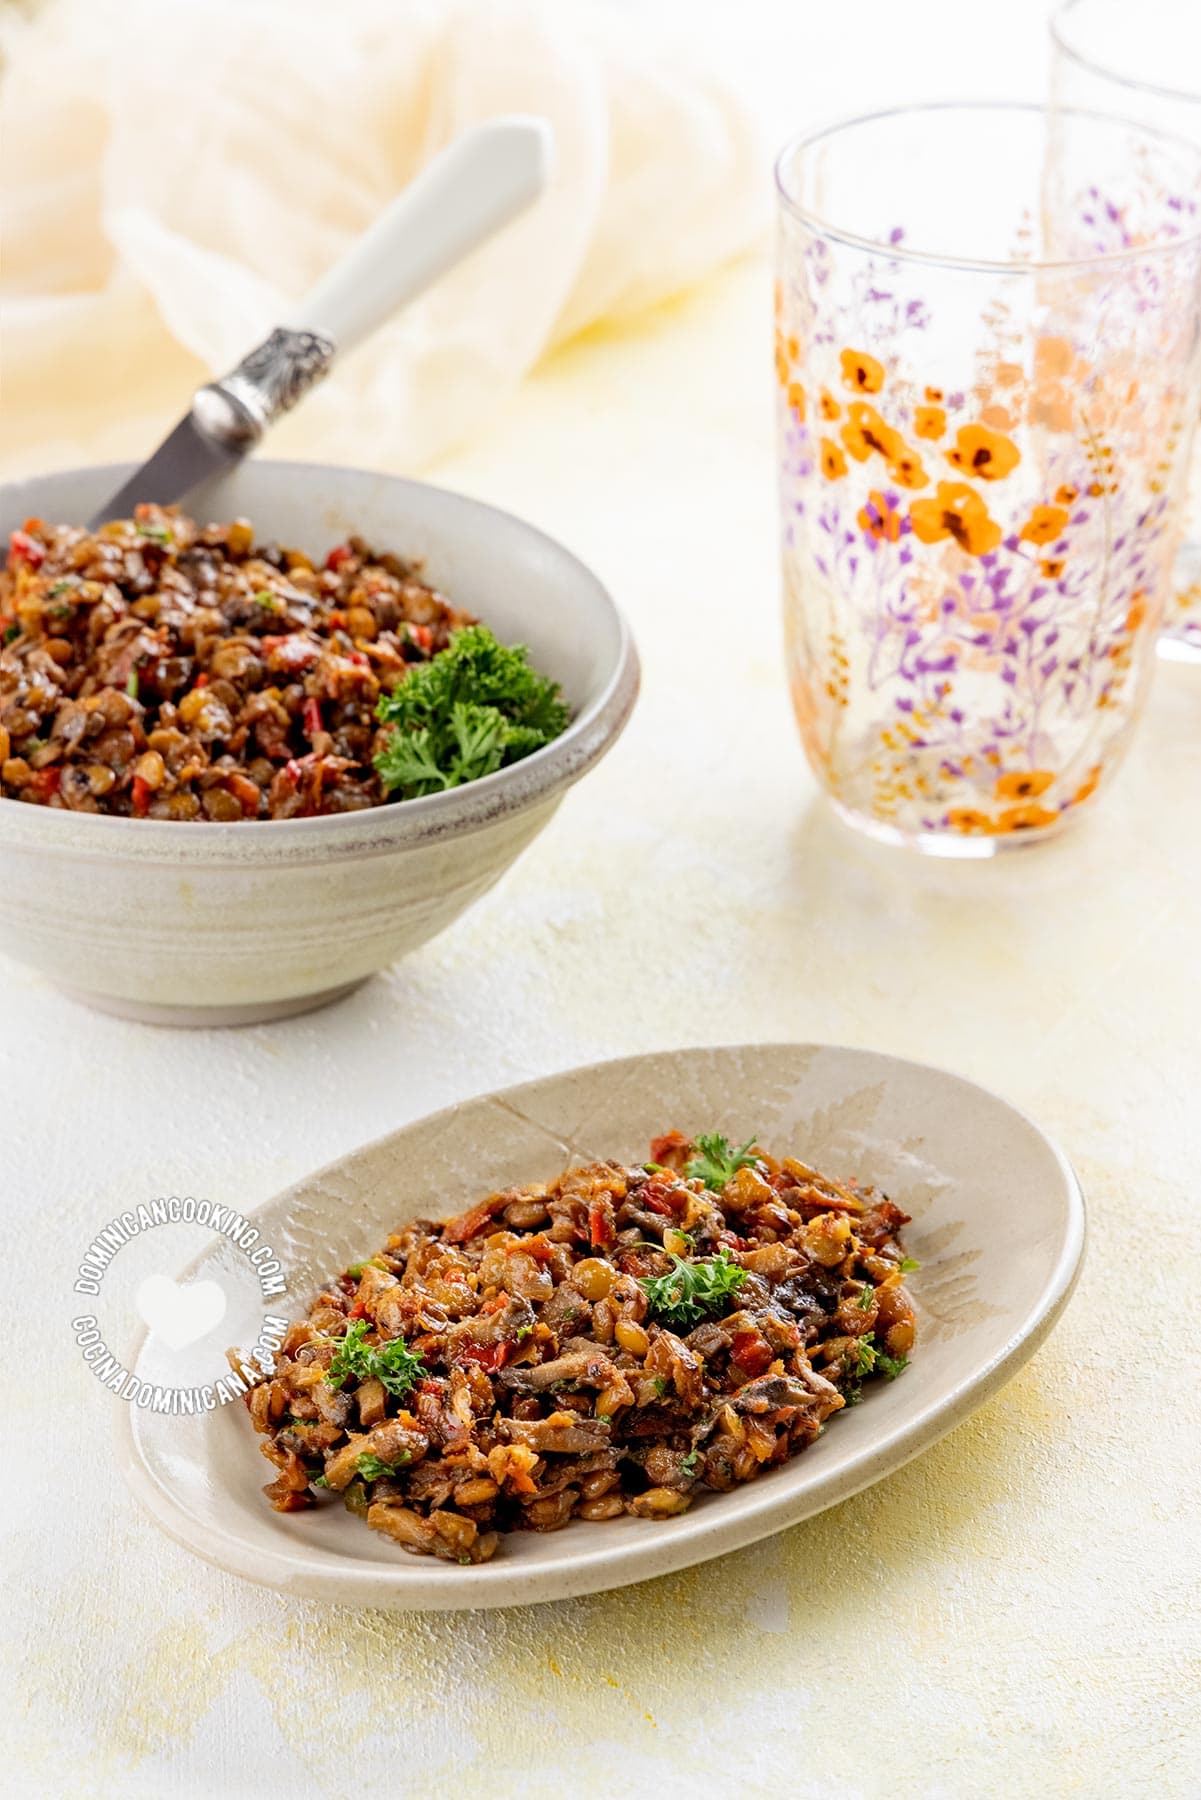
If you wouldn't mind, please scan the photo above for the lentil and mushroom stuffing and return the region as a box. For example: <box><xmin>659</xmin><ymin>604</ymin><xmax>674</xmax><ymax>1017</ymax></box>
<box><xmin>0</xmin><ymin>507</ymin><xmax>566</xmax><ymax>819</ymax></box>
<box><xmin>242</xmin><ymin>1131</ymin><xmax>917</xmax><ymax>1565</ymax></box>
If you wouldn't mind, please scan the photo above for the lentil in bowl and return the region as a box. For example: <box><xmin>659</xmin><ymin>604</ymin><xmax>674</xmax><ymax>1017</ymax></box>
<box><xmin>0</xmin><ymin>506</ymin><xmax>568</xmax><ymax>820</ymax></box>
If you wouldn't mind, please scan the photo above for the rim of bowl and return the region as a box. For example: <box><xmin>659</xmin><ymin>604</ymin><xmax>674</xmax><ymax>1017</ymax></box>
<box><xmin>0</xmin><ymin>462</ymin><xmax>641</xmax><ymax>861</ymax></box>
<box><xmin>774</xmin><ymin>99</ymin><xmax>1201</xmax><ymax>275</ymax></box>
<box><xmin>1051</xmin><ymin>0</ymin><xmax>1201</xmax><ymax>110</ymax></box>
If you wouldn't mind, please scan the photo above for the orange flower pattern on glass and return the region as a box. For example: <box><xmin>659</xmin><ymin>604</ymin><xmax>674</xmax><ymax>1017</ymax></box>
<box><xmin>996</xmin><ymin>803</ymin><xmax>1059</xmax><ymax>832</ymax></box>
<box><xmin>947</xmin><ymin>807</ymin><xmax>993</xmax><ymax>835</ymax></box>
<box><xmin>776</xmin><ymin>232</ymin><xmax>1188</xmax><ymax>841</ymax></box>
<box><xmin>909</xmin><ymin>482</ymin><xmax>1002</xmax><ymax>556</ymax></box>
<box><xmin>889</xmin><ymin>446</ymin><xmax>928</xmax><ymax>490</ymax></box>
<box><xmin>1019</xmin><ymin>505</ymin><xmax>1069</xmax><ymax>546</ymax></box>
<box><xmin>857</xmin><ymin>491</ymin><xmax>903</xmax><ymax>543</ymax></box>
<box><xmin>774</xmin><ymin>300</ymin><xmax>807</xmax><ymax>426</ymax></box>
<box><xmin>945</xmin><ymin>423</ymin><xmax>1021</xmax><ymax>482</ymax></box>
<box><xmin>820</xmin><ymin>439</ymin><xmax>848</xmax><ymax>480</ymax></box>
<box><xmin>995</xmin><ymin>770</ymin><xmax>1054</xmax><ymax>801</ymax></box>
<box><xmin>840</xmin><ymin>348</ymin><xmax>885</xmax><ymax>394</ymax></box>
<box><xmin>1071</xmin><ymin>766</ymin><xmax>1102</xmax><ymax>805</ymax></box>
<box><xmin>840</xmin><ymin>402</ymin><xmax>902</xmax><ymax>465</ymax></box>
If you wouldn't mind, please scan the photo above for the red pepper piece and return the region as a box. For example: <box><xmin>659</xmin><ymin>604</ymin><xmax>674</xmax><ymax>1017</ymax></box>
<box><xmin>641</xmin><ymin>1179</ymin><xmax>686</xmax><ymax>1217</ymax></box>
<box><xmin>194</xmin><ymin>672</ymin><xmax>209</xmax><ymax>689</ymax></box>
<box><xmin>649</xmin><ymin>1130</ymin><xmax>688</xmax><ymax>1165</ymax></box>
<box><xmin>131</xmin><ymin>775</ymin><xmax>151</xmax><ymax>815</ymax></box>
<box><xmin>325</xmin><ymin>543</ymin><xmax>354</xmax><ymax>571</ymax></box>
<box><xmin>31</xmin><ymin>765</ymin><xmax>62</xmax><ymax>799</ymax></box>
<box><xmin>302</xmin><ymin>696</ymin><xmax>322</xmax><ymax>738</ymax></box>
<box><xmin>406</xmin><ymin>624</ymin><xmax>433</xmax><ymax>654</ymax></box>
<box><xmin>458</xmin><ymin>1340</ymin><xmax>515</xmax><ymax>1372</ymax></box>
<box><xmin>442</xmin><ymin>1194</ymin><xmax>509</xmax><ymax>1244</ymax></box>
<box><xmin>730</xmin><ymin>1330</ymin><xmax>773</xmax><ymax>1377</ymax></box>
<box><xmin>588</xmin><ymin>1202</ymin><xmax>615</xmax><ymax>1248</ymax></box>
<box><xmin>8</xmin><ymin>529</ymin><xmax>44</xmax><ymax>569</ymax></box>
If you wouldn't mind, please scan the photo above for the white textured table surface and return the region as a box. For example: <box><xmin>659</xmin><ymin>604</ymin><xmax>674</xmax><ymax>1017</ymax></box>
<box><xmin>5</xmin><ymin>249</ymin><xmax>1201</xmax><ymax>1798</ymax></box>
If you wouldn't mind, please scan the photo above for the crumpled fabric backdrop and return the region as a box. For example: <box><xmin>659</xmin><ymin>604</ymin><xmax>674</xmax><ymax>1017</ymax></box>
<box><xmin>0</xmin><ymin>0</ymin><xmax>766</xmax><ymax>479</ymax></box>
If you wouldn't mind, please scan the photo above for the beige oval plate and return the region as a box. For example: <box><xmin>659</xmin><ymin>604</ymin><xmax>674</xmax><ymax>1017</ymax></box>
<box><xmin>117</xmin><ymin>1044</ymin><xmax>1084</xmax><ymax>1610</ymax></box>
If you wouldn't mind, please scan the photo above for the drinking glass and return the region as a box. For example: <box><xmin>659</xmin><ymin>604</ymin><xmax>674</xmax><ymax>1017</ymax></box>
<box><xmin>776</xmin><ymin>103</ymin><xmax>1201</xmax><ymax>854</ymax></box>
<box><xmin>1052</xmin><ymin>0</ymin><xmax>1201</xmax><ymax>661</ymax></box>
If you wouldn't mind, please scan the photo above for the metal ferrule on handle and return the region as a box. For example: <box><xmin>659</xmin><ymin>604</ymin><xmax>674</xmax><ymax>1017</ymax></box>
<box><xmin>191</xmin><ymin>327</ymin><xmax>337</xmax><ymax>451</ymax></box>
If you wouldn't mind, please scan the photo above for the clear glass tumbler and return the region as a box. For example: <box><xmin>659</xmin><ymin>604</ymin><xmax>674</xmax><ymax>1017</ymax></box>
<box><xmin>776</xmin><ymin>103</ymin><xmax>1201</xmax><ymax>854</ymax></box>
<box><xmin>1052</xmin><ymin>0</ymin><xmax>1201</xmax><ymax>661</ymax></box>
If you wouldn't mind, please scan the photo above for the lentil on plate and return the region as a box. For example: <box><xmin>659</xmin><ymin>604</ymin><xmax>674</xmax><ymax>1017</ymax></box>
<box><xmin>241</xmin><ymin>1132</ymin><xmax>917</xmax><ymax>1564</ymax></box>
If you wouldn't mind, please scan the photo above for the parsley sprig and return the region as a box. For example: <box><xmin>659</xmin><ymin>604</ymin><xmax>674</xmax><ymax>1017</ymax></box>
<box><xmin>684</xmin><ymin>1132</ymin><xmax>761</xmax><ymax>1192</ymax></box>
<box><xmin>639</xmin><ymin>1248</ymin><xmax>747</xmax><ymax>1330</ymax></box>
<box><xmin>356</xmin><ymin>1450</ymin><xmax>413</xmax><ymax>1480</ymax></box>
<box><xmin>846</xmin><ymin>1332</ymin><xmax>909</xmax><ymax>1398</ymax></box>
<box><xmin>374</xmin><ymin>624</ymin><xmax>569</xmax><ymax>799</ymax></box>
<box><xmin>324</xmin><ymin>1319</ymin><xmax>425</xmax><ymax>1398</ymax></box>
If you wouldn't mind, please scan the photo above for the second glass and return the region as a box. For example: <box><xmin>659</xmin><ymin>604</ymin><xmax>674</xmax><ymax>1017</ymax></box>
<box><xmin>1052</xmin><ymin>0</ymin><xmax>1201</xmax><ymax>660</ymax></box>
<box><xmin>775</xmin><ymin>104</ymin><xmax>1201</xmax><ymax>853</ymax></box>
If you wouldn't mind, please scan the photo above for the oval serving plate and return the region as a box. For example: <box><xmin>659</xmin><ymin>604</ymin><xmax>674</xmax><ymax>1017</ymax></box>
<box><xmin>117</xmin><ymin>1044</ymin><xmax>1085</xmax><ymax>1609</ymax></box>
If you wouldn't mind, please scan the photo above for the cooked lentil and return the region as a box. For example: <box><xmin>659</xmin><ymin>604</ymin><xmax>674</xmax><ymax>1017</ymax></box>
<box><xmin>242</xmin><ymin>1132</ymin><xmax>916</xmax><ymax>1564</ymax></box>
<box><xmin>0</xmin><ymin>506</ymin><xmax>475</xmax><ymax>818</ymax></box>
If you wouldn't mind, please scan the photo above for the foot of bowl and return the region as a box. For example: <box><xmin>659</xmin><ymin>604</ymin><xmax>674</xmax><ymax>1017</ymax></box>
<box><xmin>57</xmin><ymin>977</ymin><xmax>369</xmax><ymax>1028</ymax></box>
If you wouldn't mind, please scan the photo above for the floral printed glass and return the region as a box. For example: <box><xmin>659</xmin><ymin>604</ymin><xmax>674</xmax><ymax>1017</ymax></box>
<box><xmin>1052</xmin><ymin>1</ymin><xmax>1201</xmax><ymax>661</ymax></box>
<box><xmin>775</xmin><ymin>103</ymin><xmax>1201</xmax><ymax>853</ymax></box>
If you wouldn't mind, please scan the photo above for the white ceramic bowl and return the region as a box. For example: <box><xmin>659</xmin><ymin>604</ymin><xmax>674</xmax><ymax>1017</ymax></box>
<box><xmin>117</xmin><ymin>1043</ymin><xmax>1086</xmax><ymax>1610</ymax></box>
<box><xmin>0</xmin><ymin>462</ymin><xmax>638</xmax><ymax>1024</ymax></box>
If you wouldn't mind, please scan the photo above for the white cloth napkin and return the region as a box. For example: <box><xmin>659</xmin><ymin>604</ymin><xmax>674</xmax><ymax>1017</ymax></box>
<box><xmin>0</xmin><ymin>0</ymin><xmax>766</xmax><ymax>478</ymax></box>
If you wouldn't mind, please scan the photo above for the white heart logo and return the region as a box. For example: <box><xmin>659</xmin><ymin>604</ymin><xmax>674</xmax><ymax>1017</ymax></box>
<box><xmin>136</xmin><ymin>1274</ymin><xmax>227</xmax><ymax>1350</ymax></box>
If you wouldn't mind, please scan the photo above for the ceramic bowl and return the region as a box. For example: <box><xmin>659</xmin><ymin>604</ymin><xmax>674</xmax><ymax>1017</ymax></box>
<box><xmin>117</xmin><ymin>1043</ymin><xmax>1086</xmax><ymax>1610</ymax></box>
<box><xmin>0</xmin><ymin>461</ymin><xmax>638</xmax><ymax>1024</ymax></box>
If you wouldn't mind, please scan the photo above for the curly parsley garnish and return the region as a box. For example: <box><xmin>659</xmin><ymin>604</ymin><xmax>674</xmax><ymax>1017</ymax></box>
<box><xmin>639</xmin><ymin>1248</ymin><xmax>747</xmax><ymax>1330</ymax></box>
<box><xmin>356</xmin><ymin>1450</ymin><xmax>413</xmax><ymax>1480</ymax></box>
<box><xmin>324</xmin><ymin>1319</ymin><xmax>425</xmax><ymax>1399</ymax></box>
<box><xmin>684</xmin><ymin>1132</ymin><xmax>760</xmax><ymax>1191</ymax></box>
<box><xmin>374</xmin><ymin>624</ymin><xmax>569</xmax><ymax>799</ymax></box>
<box><xmin>845</xmin><ymin>1332</ymin><xmax>909</xmax><ymax>1402</ymax></box>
